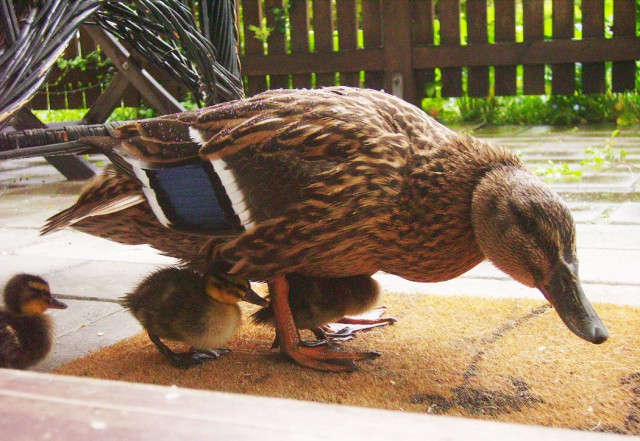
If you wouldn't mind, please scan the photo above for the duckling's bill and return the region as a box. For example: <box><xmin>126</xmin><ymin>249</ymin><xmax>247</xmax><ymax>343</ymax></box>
<box><xmin>244</xmin><ymin>287</ymin><xmax>268</xmax><ymax>307</ymax></box>
<box><xmin>537</xmin><ymin>263</ymin><xmax>608</xmax><ymax>344</ymax></box>
<box><xmin>49</xmin><ymin>297</ymin><xmax>68</xmax><ymax>310</ymax></box>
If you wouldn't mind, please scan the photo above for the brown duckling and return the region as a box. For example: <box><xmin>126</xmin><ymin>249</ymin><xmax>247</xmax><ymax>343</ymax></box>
<box><xmin>252</xmin><ymin>274</ymin><xmax>396</xmax><ymax>346</ymax></box>
<box><xmin>122</xmin><ymin>267</ymin><xmax>267</xmax><ymax>368</ymax></box>
<box><xmin>0</xmin><ymin>274</ymin><xmax>67</xmax><ymax>369</ymax></box>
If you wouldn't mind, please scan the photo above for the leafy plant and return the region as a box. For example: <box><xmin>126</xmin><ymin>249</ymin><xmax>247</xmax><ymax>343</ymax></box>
<box><xmin>532</xmin><ymin>129</ymin><xmax>635</xmax><ymax>182</ymax></box>
<box><xmin>532</xmin><ymin>161</ymin><xmax>583</xmax><ymax>182</ymax></box>
<box><xmin>56</xmin><ymin>49</ymin><xmax>110</xmax><ymax>72</ymax></box>
<box><xmin>249</xmin><ymin>19</ymin><xmax>274</xmax><ymax>43</ymax></box>
<box><xmin>580</xmin><ymin>130</ymin><xmax>629</xmax><ymax>171</ymax></box>
<box><xmin>270</xmin><ymin>2</ymin><xmax>290</xmax><ymax>34</ymax></box>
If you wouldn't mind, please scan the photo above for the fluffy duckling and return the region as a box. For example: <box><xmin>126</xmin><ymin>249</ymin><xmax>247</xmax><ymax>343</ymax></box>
<box><xmin>122</xmin><ymin>267</ymin><xmax>267</xmax><ymax>368</ymax></box>
<box><xmin>252</xmin><ymin>274</ymin><xmax>396</xmax><ymax>346</ymax></box>
<box><xmin>0</xmin><ymin>274</ymin><xmax>67</xmax><ymax>369</ymax></box>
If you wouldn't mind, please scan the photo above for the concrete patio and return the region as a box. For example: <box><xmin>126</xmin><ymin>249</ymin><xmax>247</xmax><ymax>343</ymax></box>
<box><xmin>0</xmin><ymin>123</ymin><xmax>639</xmax><ymax>372</ymax></box>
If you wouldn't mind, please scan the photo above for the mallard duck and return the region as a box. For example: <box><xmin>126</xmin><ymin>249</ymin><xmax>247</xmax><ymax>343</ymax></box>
<box><xmin>122</xmin><ymin>266</ymin><xmax>267</xmax><ymax>368</ymax></box>
<box><xmin>0</xmin><ymin>274</ymin><xmax>67</xmax><ymax>369</ymax></box>
<box><xmin>252</xmin><ymin>274</ymin><xmax>396</xmax><ymax>346</ymax></box>
<box><xmin>42</xmin><ymin>86</ymin><xmax>607</xmax><ymax>372</ymax></box>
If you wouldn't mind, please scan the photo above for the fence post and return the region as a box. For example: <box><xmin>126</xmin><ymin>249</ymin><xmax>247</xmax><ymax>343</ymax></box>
<box><xmin>381</xmin><ymin>0</ymin><xmax>416</xmax><ymax>105</ymax></box>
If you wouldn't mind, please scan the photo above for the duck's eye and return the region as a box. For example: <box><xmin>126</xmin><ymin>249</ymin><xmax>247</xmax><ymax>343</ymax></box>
<box><xmin>508</xmin><ymin>201</ymin><xmax>539</xmax><ymax>237</ymax></box>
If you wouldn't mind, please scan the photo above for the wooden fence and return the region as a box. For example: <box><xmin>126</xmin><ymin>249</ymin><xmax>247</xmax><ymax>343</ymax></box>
<box><xmin>32</xmin><ymin>0</ymin><xmax>640</xmax><ymax>110</ymax></box>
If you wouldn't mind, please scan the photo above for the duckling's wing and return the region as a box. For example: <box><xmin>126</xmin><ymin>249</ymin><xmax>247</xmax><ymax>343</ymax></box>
<box><xmin>0</xmin><ymin>315</ymin><xmax>20</xmax><ymax>368</ymax></box>
<box><xmin>41</xmin><ymin>166</ymin><xmax>145</xmax><ymax>235</ymax></box>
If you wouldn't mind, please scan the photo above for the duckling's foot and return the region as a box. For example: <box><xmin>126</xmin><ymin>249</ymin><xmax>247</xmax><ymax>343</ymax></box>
<box><xmin>194</xmin><ymin>348</ymin><xmax>232</xmax><ymax>359</ymax></box>
<box><xmin>308</xmin><ymin>308</ymin><xmax>398</xmax><ymax>345</ymax></box>
<box><xmin>306</xmin><ymin>327</ymin><xmax>354</xmax><ymax>347</ymax></box>
<box><xmin>336</xmin><ymin>306</ymin><xmax>398</xmax><ymax>328</ymax></box>
<box><xmin>149</xmin><ymin>334</ymin><xmax>230</xmax><ymax>369</ymax></box>
<box><xmin>168</xmin><ymin>348</ymin><xmax>232</xmax><ymax>369</ymax></box>
<box><xmin>269</xmin><ymin>277</ymin><xmax>380</xmax><ymax>372</ymax></box>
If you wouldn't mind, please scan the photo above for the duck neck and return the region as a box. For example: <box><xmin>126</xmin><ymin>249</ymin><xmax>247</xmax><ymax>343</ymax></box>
<box><xmin>378</xmin><ymin>135</ymin><xmax>523</xmax><ymax>283</ymax></box>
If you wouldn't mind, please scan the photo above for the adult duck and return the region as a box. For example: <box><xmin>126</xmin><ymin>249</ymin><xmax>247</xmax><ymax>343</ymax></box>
<box><xmin>42</xmin><ymin>87</ymin><xmax>608</xmax><ymax>371</ymax></box>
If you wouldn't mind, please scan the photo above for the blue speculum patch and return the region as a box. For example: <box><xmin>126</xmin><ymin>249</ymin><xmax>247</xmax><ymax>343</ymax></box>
<box><xmin>145</xmin><ymin>161</ymin><xmax>242</xmax><ymax>235</ymax></box>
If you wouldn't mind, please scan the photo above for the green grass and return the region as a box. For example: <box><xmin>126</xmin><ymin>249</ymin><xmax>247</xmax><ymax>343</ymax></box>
<box><xmin>421</xmin><ymin>93</ymin><xmax>640</xmax><ymax>126</ymax></box>
<box><xmin>34</xmin><ymin>106</ymin><xmax>159</xmax><ymax>124</ymax></box>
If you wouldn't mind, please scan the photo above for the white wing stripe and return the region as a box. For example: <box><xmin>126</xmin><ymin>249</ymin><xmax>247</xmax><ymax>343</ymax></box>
<box><xmin>142</xmin><ymin>187</ymin><xmax>172</xmax><ymax>228</ymax></box>
<box><xmin>210</xmin><ymin>158</ymin><xmax>254</xmax><ymax>230</ymax></box>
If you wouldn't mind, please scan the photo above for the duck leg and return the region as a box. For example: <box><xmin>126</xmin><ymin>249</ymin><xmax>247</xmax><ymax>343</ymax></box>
<box><xmin>268</xmin><ymin>277</ymin><xmax>380</xmax><ymax>372</ymax></box>
<box><xmin>148</xmin><ymin>334</ymin><xmax>230</xmax><ymax>369</ymax></box>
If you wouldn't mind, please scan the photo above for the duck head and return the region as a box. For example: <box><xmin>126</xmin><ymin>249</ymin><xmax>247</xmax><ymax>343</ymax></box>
<box><xmin>4</xmin><ymin>273</ymin><xmax>67</xmax><ymax>314</ymax></box>
<box><xmin>471</xmin><ymin>166</ymin><xmax>608</xmax><ymax>344</ymax></box>
<box><xmin>204</xmin><ymin>271</ymin><xmax>268</xmax><ymax>307</ymax></box>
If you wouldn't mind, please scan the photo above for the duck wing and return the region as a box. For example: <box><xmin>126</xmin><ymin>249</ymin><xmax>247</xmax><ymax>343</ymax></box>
<box><xmin>75</xmin><ymin>88</ymin><xmax>412</xmax><ymax>277</ymax></box>
<box><xmin>42</xmin><ymin>166</ymin><xmax>145</xmax><ymax>235</ymax></box>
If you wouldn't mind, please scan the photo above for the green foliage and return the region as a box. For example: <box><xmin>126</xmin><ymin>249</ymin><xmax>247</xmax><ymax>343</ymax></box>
<box><xmin>423</xmin><ymin>93</ymin><xmax>640</xmax><ymax>126</ymax></box>
<box><xmin>532</xmin><ymin>161</ymin><xmax>583</xmax><ymax>183</ymax></box>
<box><xmin>580</xmin><ymin>130</ymin><xmax>628</xmax><ymax>171</ymax></box>
<box><xmin>108</xmin><ymin>106</ymin><xmax>157</xmax><ymax>121</ymax></box>
<box><xmin>270</xmin><ymin>2</ymin><xmax>290</xmax><ymax>34</ymax></box>
<box><xmin>33</xmin><ymin>109</ymin><xmax>87</xmax><ymax>123</ymax></box>
<box><xmin>34</xmin><ymin>106</ymin><xmax>157</xmax><ymax>124</ymax></box>
<box><xmin>532</xmin><ymin>129</ymin><xmax>632</xmax><ymax>182</ymax></box>
<box><xmin>56</xmin><ymin>49</ymin><xmax>111</xmax><ymax>72</ymax></box>
<box><xmin>249</xmin><ymin>20</ymin><xmax>273</xmax><ymax>43</ymax></box>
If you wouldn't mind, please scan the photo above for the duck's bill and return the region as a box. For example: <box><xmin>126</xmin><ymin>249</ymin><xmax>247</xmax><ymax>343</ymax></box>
<box><xmin>244</xmin><ymin>288</ymin><xmax>268</xmax><ymax>307</ymax></box>
<box><xmin>50</xmin><ymin>297</ymin><xmax>68</xmax><ymax>309</ymax></box>
<box><xmin>537</xmin><ymin>268</ymin><xmax>608</xmax><ymax>344</ymax></box>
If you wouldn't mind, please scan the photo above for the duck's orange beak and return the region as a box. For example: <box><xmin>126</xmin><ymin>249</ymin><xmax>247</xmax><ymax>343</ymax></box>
<box><xmin>537</xmin><ymin>261</ymin><xmax>608</xmax><ymax>344</ymax></box>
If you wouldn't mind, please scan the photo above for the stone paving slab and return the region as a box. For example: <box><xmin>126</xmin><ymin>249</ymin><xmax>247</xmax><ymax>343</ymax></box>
<box><xmin>35</xmin><ymin>302</ymin><xmax>142</xmax><ymax>372</ymax></box>
<box><xmin>608</xmin><ymin>202</ymin><xmax>640</xmax><ymax>224</ymax></box>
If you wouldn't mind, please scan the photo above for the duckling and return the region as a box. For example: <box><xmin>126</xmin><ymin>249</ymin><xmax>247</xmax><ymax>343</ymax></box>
<box><xmin>122</xmin><ymin>267</ymin><xmax>267</xmax><ymax>368</ymax></box>
<box><xmin>252</xmin><ymin>274</ymin><xmax>396</xmax><ymax>346</ymax></box>
<box><xmin>0</xmin><ymin>274</ymin><xmax>67</xmax><ymax>369</ymax></box>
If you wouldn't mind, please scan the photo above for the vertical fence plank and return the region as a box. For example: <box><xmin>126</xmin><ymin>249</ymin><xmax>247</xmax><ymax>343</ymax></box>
<box><xmin>581</xmin><ymin>0</ymin><xmax>605</xmax><ymax>94</ymax></box>
<box><xmin>467</xmin><ymin>0</ymin><xmax>489</xmax><ymax>97</ymax></box>
<box><xmin>438</xmin><ymin>0</ymin><xmax>463</xmax><ymax>97</ymax></box>
<box><xmin>336</xmin><ymin>0</ymin><xmax>360</xmax><ymax>86</ymax></box>
<box><xmin>362</xmin><ymin>0</ymin><xmax>383</xmax><ymax>90</ymax></box>
<box><xmin>522</xmin><ymin>0</ymin><xmax>545</xmax><ymax>94</ymax></box>
<box><xmin>551</xmin><ymin>0</ymin><xmax>575</xmax><ymax>95</ymax></box>
<box><xmin>241</xmin><ymin>0</ymin><xmax>268</xmax><ymax>96</ymax></box>
<box><xmin>312</xmin><ymin>0</ymin><xmax>335</xmax><ymax>87</ymax></box>
<box><xmin>411</xmin><ymin>0</ymin><xmax>435</xmax><ymax>101</ymax></box>
<box><xmin>494</xmin><ymin>0</ymin><xmax>516</xmax><ymax>95</ymax></box>
<box><xmin>265</xmin><ymin>0</ymin><xmax>289</xmax><ymax>89</ymax></box>
<box><xmin>381</xmin><ymin>1</ymin><xmax>416</xmax><ymax>102</ymax></box>
<box><xmin>612</xmin><ymin>0</ymin><xmax>636</xmax><ymax>92</ymax></box>
<box><xmin>289</xmin><ymin>0</ymin><xmax>311</xmax><ymax>88</ymax></box>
